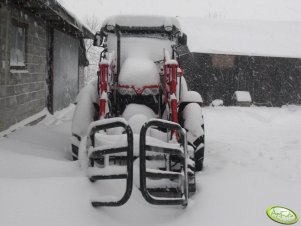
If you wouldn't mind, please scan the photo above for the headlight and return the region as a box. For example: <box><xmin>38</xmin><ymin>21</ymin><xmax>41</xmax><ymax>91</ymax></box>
<box><xmin>164</xmin><ymin>26</ymin><xmax>173</xmax><ymax>32</ymax></box>
<box><xmin>142</xmin><ymin>88</ymin><xmax>159</xmax><ymax>96</ymax></box>
<box><xmin>118</xmin><ymin>87</ymin><xmax>127</xmax><ymax>95</ymax></box>
<box><xmin>106</xmin><ymin>24</ymin><xmax>115</xmax><ymax>31</ymax></box>
<box><xmin>118</xmin><ymin>87</ymin><xmax>136</xmax><ymax>96</ymax></box>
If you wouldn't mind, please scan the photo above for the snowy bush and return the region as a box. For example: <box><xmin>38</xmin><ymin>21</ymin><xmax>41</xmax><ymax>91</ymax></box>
<box><xmin>210</xmin><ymin>99</ymin><xmax>224</xmax><ymax>107</ymax></box>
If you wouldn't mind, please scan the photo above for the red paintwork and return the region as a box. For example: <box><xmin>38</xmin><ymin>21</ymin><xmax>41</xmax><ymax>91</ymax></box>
<box><xmin>171</xmin><ymin>99</ymin><xmax>178</xmax><ymax>124</ymax></box>
<box><xmin>163</xmin><ymin>60</ymin><xmax>168</xmax><ymax>104</ymax></box>
<box><xmin>99</xmin><ymin>98</ymin><xmax>106</xmax><ymax>119</ymax></box>
<box><xmin>170</xmin><ymin>64</ymin><xmax>178</xmax><ymax>124</ymax></box>
<box><xmin>100</xmin><ymin>63</ymin><xmax>108</xmax><ymax>92</ymax></box>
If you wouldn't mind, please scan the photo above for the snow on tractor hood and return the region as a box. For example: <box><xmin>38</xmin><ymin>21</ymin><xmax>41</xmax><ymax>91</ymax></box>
<box><xmin>119</xmin><ymin>57</ymin><xmax>159</xmax><ymax>88</ymax></box>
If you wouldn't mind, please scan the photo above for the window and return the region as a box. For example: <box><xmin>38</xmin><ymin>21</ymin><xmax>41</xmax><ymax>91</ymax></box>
<box><xmin>212</xmin><ymin>55</ymin><xmax>235</xmax><ymax>69</ymax></box>
<box><xmin>10</xmin><ymin>20</ymin><xmax>27</xmax><ymax>69</ymax></box>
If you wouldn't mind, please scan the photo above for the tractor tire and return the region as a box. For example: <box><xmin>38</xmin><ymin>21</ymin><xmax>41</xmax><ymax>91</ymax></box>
<box><xmin>195</xmin><ymin>146</ymin><xmax>204</xmax><ymax>171</ymax></box>
<box><xmin>71</xmin><ymin>143</ymin><xmax>79</xmax><ymax>161</ymax></box>
<box><xmin>179</xmin><ymin>102</ymin><xmax>205</xmax><ymax>172</ymax></box>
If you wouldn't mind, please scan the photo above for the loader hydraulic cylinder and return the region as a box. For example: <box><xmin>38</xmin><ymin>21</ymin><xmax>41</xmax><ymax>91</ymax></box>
<box><xmin>99</xmin><ymin>62</ymin><xmax>109</xmax><ymax>118</ymax></box>
<box><xmin>169</xmin><ymin>63</ymin><xmax>178</xmax><ymax>124</ymax></box>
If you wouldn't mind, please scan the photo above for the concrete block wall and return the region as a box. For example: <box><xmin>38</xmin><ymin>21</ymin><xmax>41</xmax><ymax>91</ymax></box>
<box><xmin>0</xmin><ymin>5</ymin><xmax>47</xmax><ymax>131</ymax></box>
<box><xmin>79</xmin><ymin>66</ymin><xmax>85</xmax><ymax>89</ymax></box>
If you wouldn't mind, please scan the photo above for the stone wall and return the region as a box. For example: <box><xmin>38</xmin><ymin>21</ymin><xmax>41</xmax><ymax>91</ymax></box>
<box><xmin>0</xmin><ymin>5</ymin><xmax>47</xmax><ymax>131</ymax></box>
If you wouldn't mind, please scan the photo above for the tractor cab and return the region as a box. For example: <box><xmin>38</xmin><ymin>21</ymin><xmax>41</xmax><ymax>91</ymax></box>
<box><xmin>94</xmin><ymin>15</ymin><xmax>187</xmax><ymax>118</ymax></box>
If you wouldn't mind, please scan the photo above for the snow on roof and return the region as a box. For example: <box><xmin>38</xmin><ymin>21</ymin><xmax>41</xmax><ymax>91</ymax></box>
<box><xmin>102</xmin><ymin>15</ymin><xmax>181</xmax><ymax>30</ymax></box>
<box><xmin>53</xmin><ymin>0</ymin><xmax>93</xmax><ymax>38</ymax></box>
<box><xmin>180</xmin><ymin>18</ymin><xmax>301</xmax><ymax>58</ymax></box>
<box><xmin>233</xmin><ymin>91</ymin><xmax>252</xmax><ymax>102</ymax></box>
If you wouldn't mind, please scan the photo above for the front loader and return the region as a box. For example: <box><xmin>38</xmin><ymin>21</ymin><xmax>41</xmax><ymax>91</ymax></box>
<box><xmin>71</xmin><ymin>15</ymin><xmax>205</xmax><ymax>207</ymax></box>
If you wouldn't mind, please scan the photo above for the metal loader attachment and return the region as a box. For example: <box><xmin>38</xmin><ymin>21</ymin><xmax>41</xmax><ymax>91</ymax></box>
<box><xmin>140</xmin><ymin>119</ymin><xmax>189</xmax><ymax>206</ymax></box>
<box><xmin>87</xmin><ymin>118</ymin><xmax>134</xmax><ymax>207</ymax></box>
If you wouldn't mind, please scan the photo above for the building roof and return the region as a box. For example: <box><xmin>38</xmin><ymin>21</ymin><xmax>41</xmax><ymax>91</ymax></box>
<box><xmin>180</xmin><ymin>18</ymin><xmax>301</xmax><ymax>59</ymax></box>
<box><xmin>6</xmin><ymin>0</ymin><xmax>94</xmax><ymax>39</ymax></box>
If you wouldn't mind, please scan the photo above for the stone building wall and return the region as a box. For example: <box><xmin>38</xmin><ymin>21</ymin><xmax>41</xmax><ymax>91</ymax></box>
<box><xmin>0</xmin><ymin>5</ymin><xmax>47</xmax><ymax>131</ymax></box>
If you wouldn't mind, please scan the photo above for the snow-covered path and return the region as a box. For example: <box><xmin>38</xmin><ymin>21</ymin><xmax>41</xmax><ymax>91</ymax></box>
<box><xmin>0</xmin><ymin>106</ymin><xmax>300</xmax><ymax>226</ymax></box>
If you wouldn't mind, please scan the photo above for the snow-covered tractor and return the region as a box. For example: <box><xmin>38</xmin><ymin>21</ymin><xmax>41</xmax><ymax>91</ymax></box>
<box><xmin>71</xmin><ymin>16</ymin><xmax>205</xmax><ymax>207</ymax></box>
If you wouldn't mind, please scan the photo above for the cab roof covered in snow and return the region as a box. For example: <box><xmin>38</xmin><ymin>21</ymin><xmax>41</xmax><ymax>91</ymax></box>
<box><xmin>101</xmin><ymin>15</ymin><xmax>181</xmax><ymax>33</ymax></box>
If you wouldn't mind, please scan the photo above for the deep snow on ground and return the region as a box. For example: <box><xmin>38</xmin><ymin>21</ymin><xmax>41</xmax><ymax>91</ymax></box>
<box><xmin>0</xmin><ymin>105</ymin><xmax>300</xmax><ymax>226</ymax></box>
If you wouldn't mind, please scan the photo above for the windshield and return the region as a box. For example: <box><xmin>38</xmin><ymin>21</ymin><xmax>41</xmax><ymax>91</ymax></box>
<box><xmin>106</xmin><ymin>33</ymin><xmax>173</xmax><ymax>66</ymax></box>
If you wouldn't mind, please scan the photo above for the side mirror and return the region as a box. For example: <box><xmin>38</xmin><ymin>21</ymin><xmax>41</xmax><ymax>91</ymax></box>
<box><xmin>93</xmin><ymin>32</ymin><xmax>103</xmax><ymax>47</ymax></box>
<box><xmin>178</xmin><ymin>33</ymin><xmax>187</xmax><ymax>46</ymax></box>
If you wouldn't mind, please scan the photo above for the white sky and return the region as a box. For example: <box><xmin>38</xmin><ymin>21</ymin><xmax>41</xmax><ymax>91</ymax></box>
<box><xmin>59</xmin><ymin>0</ymin><xmax>301</xmax><ymax>57</ymax></box>
<box><xmin>59</xmin><ymin>0</ymin><xmax>301</xmax><ymax>25</ymax></box>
